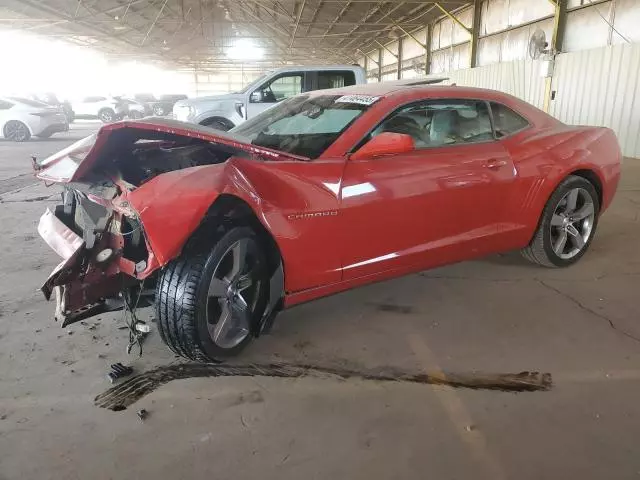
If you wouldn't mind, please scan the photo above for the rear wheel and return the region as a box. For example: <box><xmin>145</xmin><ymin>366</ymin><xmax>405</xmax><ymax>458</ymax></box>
<box><xmin>153</xmin><ymin>104</ymin><xmax>165</xmax><ymax>116</ymax></box>
<box><xmin>522</xmin><ymin>175</ymin><xmax>599</xmax><ymax>267</ymax></box>
<box><xmin>3</xmin><ymin>121</ymin><xmax>31</xmax><ymax>142</ymax></box>
<box><xmin>156</xmin><ymin>227</ymin><xmax>268</xmax><ymax>362</ymax></box>
<box><xmin>128</xmin><ymin>110</ymin><xmax>143</xmax><ymax>119</ymax></box>
<box><xmin>98</xmin><ymin>108</ymin><xmax>115</xmax><ymax>123</ymax></box>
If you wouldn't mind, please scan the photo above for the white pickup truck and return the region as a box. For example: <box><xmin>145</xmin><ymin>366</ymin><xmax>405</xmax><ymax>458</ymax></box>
<box><xmin>173</xmin><ymin>65</ymin><xmax>367</xmax><ymax>131</ymax></box>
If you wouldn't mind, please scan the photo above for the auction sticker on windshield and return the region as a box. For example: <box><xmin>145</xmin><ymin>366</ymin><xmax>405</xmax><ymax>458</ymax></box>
<box><xmin>335</xmin><ymin>95</ymin><xmax>381</xmax><ymax>105</ymax></box>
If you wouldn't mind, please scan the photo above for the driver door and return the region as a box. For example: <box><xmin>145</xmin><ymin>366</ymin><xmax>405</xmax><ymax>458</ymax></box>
<box><xmin>246</xmin><ymin>72</ymin><xmax>305</xmax><ymax>119</ymax></box>
<box><xmin>339</xmin><ymin>98</ymin><xmax>515</xmax><ymax>280</ymax></box>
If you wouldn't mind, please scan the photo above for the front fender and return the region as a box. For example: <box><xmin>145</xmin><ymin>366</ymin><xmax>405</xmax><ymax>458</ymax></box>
<box><xmin>194</xmin><ymin>108</ymin><xmax>243</xmax><ymax>126</ymax></box>
<box><xmin>125</xmin><ymin>165</ymin><xmax>224</xmax><ymax>265</ymax></box>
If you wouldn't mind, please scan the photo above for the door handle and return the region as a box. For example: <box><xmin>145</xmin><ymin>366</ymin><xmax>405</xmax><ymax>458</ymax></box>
<box><xmin>485</xmin><ymin>159</ymin><xmax>507</xmax><ymax>169</ymax></box>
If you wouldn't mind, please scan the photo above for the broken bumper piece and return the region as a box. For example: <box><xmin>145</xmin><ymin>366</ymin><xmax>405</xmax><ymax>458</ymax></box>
<box><xmin>37</xmin><ymin>207</ymin><xmax>142</xmax><ymax>327</ymax></box>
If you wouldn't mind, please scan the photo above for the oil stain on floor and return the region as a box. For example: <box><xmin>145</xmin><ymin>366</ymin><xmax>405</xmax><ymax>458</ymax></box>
<box><xmin>95</xmin><ymin>363</ymin><xmax>553</xmax><ymax>411</ymax></box>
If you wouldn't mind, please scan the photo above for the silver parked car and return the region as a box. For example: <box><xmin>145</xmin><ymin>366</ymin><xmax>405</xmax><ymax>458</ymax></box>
<box><xmin>173</xmin><ymin>65</ymin><xmax>366</xmax><ymax>131</ymax></box>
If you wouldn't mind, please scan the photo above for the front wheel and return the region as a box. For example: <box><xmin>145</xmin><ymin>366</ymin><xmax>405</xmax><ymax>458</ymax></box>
<box><xmin>153</xmin><ymin>105</ymin><xmax>165</xmax><ymax>116</ymax></box>
<box><xmin>201</xmin><ymin>118</ymin><xmax>232</xmax><ymax>131</ymax></box>
<box><xmin>521</xmin><ymin>175</ymin><xmax>600</xmax><ymax>267</ymax></box>
<box><xmin>156</xmin><ymin>227</ymin><xmax>268</xmax><ymax>362</ymax></box>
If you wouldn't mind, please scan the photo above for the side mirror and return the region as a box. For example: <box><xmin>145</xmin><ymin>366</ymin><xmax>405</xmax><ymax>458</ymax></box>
<box><xmin>351</xmin><ymin>132</ymin><xmax>415</xmax><ymax>160</ymax></box>
<box><xmin>250</xmin><ymin>91</ymin><xmax>263</xmax><ymax>103</ymax></box>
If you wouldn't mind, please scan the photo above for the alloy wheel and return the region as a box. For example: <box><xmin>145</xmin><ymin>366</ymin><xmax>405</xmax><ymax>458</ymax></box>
<box><xmin>5</xmin><ymin>121</ymin><xmax>29</xmax><ymax>142</ymax></box>
<box><xmin>99</xmin><ymin>110</ymin><xmax>114</xmax><ymax>122</ymax></box>
<box><xmin>549</xmin><ymin>187</ymin><xmax>596</xmax><ymax>259</ymax></box>
<box><xmin>205</xmin><ymin>239</ymin><xmax>262</xmax><ymax>349</ymax></box>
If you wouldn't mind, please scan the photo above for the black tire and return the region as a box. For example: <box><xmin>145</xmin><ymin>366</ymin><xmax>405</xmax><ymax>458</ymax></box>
<box><xmin>201</xmin><ymin>118</ymin><xmax>232</xmax><ymax>131</ymax></box>
<box><xmin>98</xmin><ymin>108</ymin><xmax>116</xmax><ymax>123</ymax></box>
<box><xmin>521</xmin><ymin>175</ymin><xmax>600</xmax><ymax>267</ymax></box>
<box><xmin>128</xmin><ymin>110</ymin><xmax>144</xmax><ymax>119</ymax></box>
<box><xmin>3</xmin><ymin>120</ymin><xmax>31</xmax><ymax>142</ymax></box>
<box><xmin>156</xmin><ymin>226</ymin><xmax>269</xmax><ymax>362</ymax></box>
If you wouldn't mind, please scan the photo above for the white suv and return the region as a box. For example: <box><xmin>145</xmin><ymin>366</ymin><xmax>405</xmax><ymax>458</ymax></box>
<box><xmin>173</xmin><ymin>65</ymin><xmax>366</xmax><ymax>131</ymax></box>
<box><xmin>71</xmin><ymin>96</ymin><xmax>122</xmax><ymax>123</ymax></box>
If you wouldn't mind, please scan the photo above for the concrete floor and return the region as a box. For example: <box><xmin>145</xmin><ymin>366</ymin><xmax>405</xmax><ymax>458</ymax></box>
<box><xmin>1</xmin><ymin>124</ymin><xmax>640</xmax><ymax>479</ymax></box>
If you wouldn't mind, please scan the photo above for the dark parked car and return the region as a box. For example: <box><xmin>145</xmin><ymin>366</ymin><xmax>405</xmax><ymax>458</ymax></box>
<box><xmin>133</xmin><ymin>93</ymin><xmax>188</xmax><ymax>116</ymax></box>
<box><xmin>133</xmin><ymin>93</ymin><xmax>156</xmax><ymax>116</ymax></box>
<box><xmin>29</xmin><ymin>92</ymin><xmax>74</xmax><ymax>123</ymax></box>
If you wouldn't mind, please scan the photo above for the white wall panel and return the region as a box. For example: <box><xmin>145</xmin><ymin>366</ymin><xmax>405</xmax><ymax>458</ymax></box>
<box><xmin>564</xmin><ymin>2</ymin><xmax>613</xmax><ymax>52</ymax></box>
<box><xmin>481</xmin><ymin>0</ymin><xmax>553</xmax><ymax>35</ymax></box>
<box><xmin>382</xmin><ymin>41</ymin><xmax>399</xmax><ymax>66</ymax></box>
<box><xmin>447</xmin><ymin>58</ymin><xmax>547</xmax><ymax>109</ymax></box>
<box><xmin>481</xmin><ymin>0</ymin><xmax>509</xmax><ymax>35</ymax></box>
<box><xmin>507</xmin><ymin>0</ymin><xmax>554</xmax><ymax>26</ymax></box>
<box><xmin>402</xmin><ymin>29</ymin><xmax>428</xmax><ymax>60</ymax></box>
<box><xmin>452</xmin><ymin>7</ymin><xmax>473</xmax><ymax>45</ymax></box>
<box><xmin>611</xmin><ymin>0</ymin><xmax>640</xmax><ymax>44</ymax></box>
<box><xmin>551</xmin><ymin>42</ymin><xmax>640</xmax><ymax>157</ymax></box>
<box><xmin>477</xmin><ymin>18</ymin><xmax>553</xmax><ymax>66</ymax></box>
<box><xmin>438</xmin><ymin>18</ymin><xmax>454</xmax><ymax>49</ymax></box>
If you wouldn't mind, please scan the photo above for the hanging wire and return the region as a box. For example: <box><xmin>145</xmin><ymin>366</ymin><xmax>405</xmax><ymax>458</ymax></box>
<box><xmin>585</xmin><ymin>0</ymin><xmax>631</xmax><ymax>44</ymax></box>
<box><xmin>122</xmin><ymin>280</ymin><xmax>147</xmax><ymax>356</ymax></box>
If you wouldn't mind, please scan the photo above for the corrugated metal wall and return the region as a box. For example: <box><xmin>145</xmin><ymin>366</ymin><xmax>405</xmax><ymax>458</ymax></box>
<box><xmin>445</xmin><ymin>59</ymin><xmax>547</xmax><ymax>109</ymax></box>
<box><xmin>551</xmin><ymin>42</ymin><xmax>640</xmax><ymax>158</ymax></box>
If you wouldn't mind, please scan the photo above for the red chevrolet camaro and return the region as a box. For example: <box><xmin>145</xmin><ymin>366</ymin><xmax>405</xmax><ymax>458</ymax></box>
<box><xmin>35</xmin><ymin>81</ymin><xmax>621</xmax><ymax>362</ymax></box>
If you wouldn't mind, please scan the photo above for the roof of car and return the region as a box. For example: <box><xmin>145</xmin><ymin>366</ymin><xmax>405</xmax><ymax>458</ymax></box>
<box><xmin>308</xmin><ymin>80</ymin><xmax>497</xmax><ymax>99</ymax></box>
<box><xmin>270</xmin><ymin>64</ymin><xmax>365</xmax><ymax>73</ymax></box>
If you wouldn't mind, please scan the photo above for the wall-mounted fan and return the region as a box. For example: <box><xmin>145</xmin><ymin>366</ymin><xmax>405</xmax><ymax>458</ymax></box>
<box><xmin>528</xmin><ymin>28</ymin><xmax>550</xmax><ymax>59</ymax></box>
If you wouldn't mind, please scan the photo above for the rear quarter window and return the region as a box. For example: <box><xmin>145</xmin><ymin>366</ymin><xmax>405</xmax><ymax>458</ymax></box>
<box><xmin>490</xmin><ymin>102</ymin><xmax>530</xmax><ymax>137</ymax></box>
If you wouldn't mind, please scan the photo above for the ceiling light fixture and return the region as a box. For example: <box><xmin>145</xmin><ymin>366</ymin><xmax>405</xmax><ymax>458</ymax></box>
<box><xmin>226</xmin><ymin>39</ymin><xmax>264</xmax><ymax>60</ymax></box>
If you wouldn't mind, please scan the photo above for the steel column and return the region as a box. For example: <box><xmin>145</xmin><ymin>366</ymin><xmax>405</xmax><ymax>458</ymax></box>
<box><xmin>470</xmin><ymin>0</ymin><xmax>481</xmax><ymax>68</ymax></box>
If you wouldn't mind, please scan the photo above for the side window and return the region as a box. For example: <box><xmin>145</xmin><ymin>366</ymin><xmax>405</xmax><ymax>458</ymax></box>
<box><xmin>490</xmin><ymin>102</ymin><xmax>529</xmax><ymax>137</ymax></box>
<box><xmin>0</xmin><ymin>100</ymin><xmax>13</xmax><ymax>110</ymax></box>
<box><xmin>252</xmin><ymin>74</ymin><xmax>303</xmax><ymax>103</ymax></box>
<box><xmin>317</xmin><ymin>71</ymin><xmax>356</xmax><ymax>90</ymax></box>
<box><xmin>372</xmin><ymin>99</ymin><xmax>494</xmax><ymax>148</ymax></box>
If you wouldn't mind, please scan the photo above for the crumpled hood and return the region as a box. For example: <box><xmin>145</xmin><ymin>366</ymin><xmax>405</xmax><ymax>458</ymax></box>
<box><xmin>34</xmin><ymin>117</ymin><xmax>308</xmax><ymax>183</ymax></box>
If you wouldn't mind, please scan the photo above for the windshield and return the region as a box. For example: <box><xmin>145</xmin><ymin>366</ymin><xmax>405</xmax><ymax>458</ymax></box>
<box><xmin>234</xmin><ymin>74</ymin><xmax>270</xmax><ymax>94</ymax></box>
<box><xmin>231</xmin><ymin>94</ymin><xmax>377</xmax><ymax>159</ymax></box>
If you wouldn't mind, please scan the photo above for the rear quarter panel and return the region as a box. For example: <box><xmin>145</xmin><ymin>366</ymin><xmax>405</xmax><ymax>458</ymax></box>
<box><xmin>499</xmin><ymin>125</ymin><xmax>621</xmax><ymax>248</ymax></box>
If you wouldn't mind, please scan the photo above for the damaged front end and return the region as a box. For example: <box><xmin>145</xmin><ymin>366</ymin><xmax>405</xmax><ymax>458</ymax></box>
<box><xmin>38</xmin><ymin>185</ymin><xmax>156</xmax><ymax>327</ymax></box>
<box><xmin>34</xmin><ymin>119</ymin><xmax>294</xmax><ymax>328</ymax></box>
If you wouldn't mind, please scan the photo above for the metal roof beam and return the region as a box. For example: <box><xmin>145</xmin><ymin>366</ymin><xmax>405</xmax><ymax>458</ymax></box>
<box><xmin>320</xmin><ymin>0</ymin><xmax>352</xmax><ymax>38</ymax></box>
<box><xmin>434</xmin><ymin>2</ymin><xmax>471</xmax><ymax>35</ymax></box>
<box><xmin>290</xmin><ymin>0</ymin><xmax>307</xmax><ymax>48</ymax></box>
<box><xmin>303</xmin><ymin>0</ymin><xmax>323</xmax><ymax>35</ymax></box>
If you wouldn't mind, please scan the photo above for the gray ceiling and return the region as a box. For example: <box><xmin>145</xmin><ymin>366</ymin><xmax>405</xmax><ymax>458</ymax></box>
<box><xmin>1</xmin><ymin>0</ymin><xmax>471</xmax><ymax>68</ymax></box>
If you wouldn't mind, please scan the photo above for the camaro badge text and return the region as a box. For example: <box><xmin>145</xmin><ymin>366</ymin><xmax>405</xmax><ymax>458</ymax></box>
<box><xmin>287</xmin><ymin>211</ymin><xmax>338</xmax><ymax>220</ymax></box>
